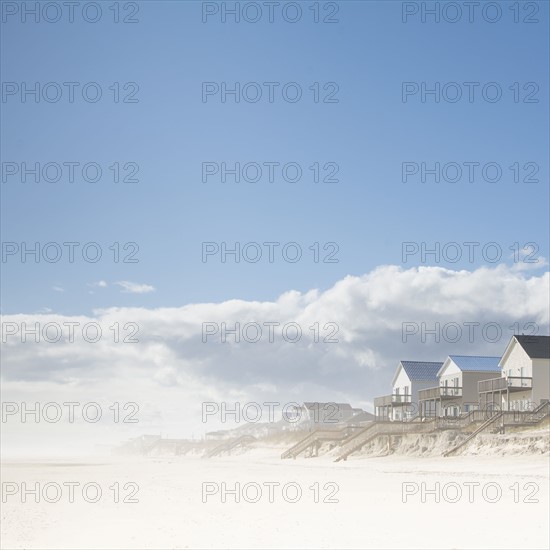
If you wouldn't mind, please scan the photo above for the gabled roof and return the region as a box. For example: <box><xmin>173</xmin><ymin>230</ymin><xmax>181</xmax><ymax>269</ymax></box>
<box><xmin>446</xmin><ymin>355</ymin><xmax>501</xmax><ymax>372</ymax></box>
<box><xmin>392</xmin><ymin>361</ymin><xmax>442</xmax><ymax>386</ymax></box>
<box><xmin>514</xmin><ymin>335</ymin><xmax>550</xmax><ymax>359</ymax></box>
<box><xmin>347</xmin><ymin>411</ymin><xmax>375</xmax><ymax>423</ymax></box>
<box><xmin>302</xmin><ymin>402</ymin><xmax>355</xmax><ymax>423</ymax></box>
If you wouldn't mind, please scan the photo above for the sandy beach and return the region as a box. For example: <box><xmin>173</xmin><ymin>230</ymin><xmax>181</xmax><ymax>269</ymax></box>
<box><xmin>2</xmin><ymin>452</ymin><xmax>548</xmax><ymax>550</ymax></box>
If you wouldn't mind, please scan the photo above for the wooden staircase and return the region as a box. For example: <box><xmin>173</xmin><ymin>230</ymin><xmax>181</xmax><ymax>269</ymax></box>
<box><xmin>333</xmin><ymin>419</ymin><xmax>439</xmax><ymax>462</ymax></box>
<box><xmin>278</xmin><ymin>402</ymin><xmax>549</xmax><ymax>461</ymax></box>
<box><xmin>205</xmin><ymin>435</ymin><xmax>256</xmax><ymax>458</ymax></box>
<box><xmin>334</xmin><ymin>423</ymin><xmax>381</xmax><ymax>462</ymax></box>
<box><xmin>524</xmin><ymin>401</ymin><xmax>549</xmax><ymax>423</ymax></box>
<box><xmin>444</xmin><ymin>412</ymin><xmax>504</xmax><ymax>457</ymax></box>
<box><xmin>281</xmin><ymin>429</ymin><xmax>348</xmax><ymax>459</ymax></box>
<box><xmin>444</xmin><ymin>402</ymin><xmax>550</xmax><ymax>457</ymax></box>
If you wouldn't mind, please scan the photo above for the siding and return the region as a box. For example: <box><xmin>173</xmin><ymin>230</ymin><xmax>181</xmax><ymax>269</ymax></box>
<box><xmin>533</xmin><ymin>357</ymin><xmax>550</xmax><ymax>404</ymax></box>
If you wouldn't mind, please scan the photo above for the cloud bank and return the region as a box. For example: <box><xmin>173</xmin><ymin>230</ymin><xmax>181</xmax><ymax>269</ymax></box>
<box><xmin>1</xmin><ymin>264</ymin><xmax>548</xmax><ymax>448</ymax></box>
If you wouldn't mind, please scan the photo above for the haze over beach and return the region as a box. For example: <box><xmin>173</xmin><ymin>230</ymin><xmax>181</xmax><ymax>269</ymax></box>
<box><xmin>1</xmin><ymin>265</ymin><xmax>550</xmax><ymax>454</ymax></box>
<box><xmin>1</xmin><ymin>1</ymin><xmax>549</xmax><ymax>549</ymax></box>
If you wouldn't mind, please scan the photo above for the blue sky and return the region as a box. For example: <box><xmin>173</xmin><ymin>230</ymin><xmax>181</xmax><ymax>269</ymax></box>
<box><xmin>2</xmin><ymin>0</ymin><xmax>549</xmax><ymax>316</ymax></box>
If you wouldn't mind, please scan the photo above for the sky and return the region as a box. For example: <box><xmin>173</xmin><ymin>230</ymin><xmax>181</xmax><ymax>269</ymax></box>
<box><xmin>1</xmin><ymin>0</ymin><xmax>549</xmax><ymax>450</ymax></box>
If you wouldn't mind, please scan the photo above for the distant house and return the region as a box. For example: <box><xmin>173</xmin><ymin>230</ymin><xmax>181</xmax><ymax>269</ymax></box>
<box><xmin>418</xmin><ymin>356</ymin><xmax>501</xmax><ymax>418</ymax></box>
<box><xmin>374</xmin><ymin>361</ymin><xmax>442</xmax><ymax>421</ymax></box>
<box><xmin>478</xmin><ymin>335</ymin><xmax>550</xmax><ymax>411</ymax></box>
<box><xmin>301</xmin><ymin>402</ymin><xmax>357</xmax><ymax>427</ymax></box>
<box><xmin>346</xmin><ymin>410</ymin><xmax>375</xmax><ymax>424</ymax></box>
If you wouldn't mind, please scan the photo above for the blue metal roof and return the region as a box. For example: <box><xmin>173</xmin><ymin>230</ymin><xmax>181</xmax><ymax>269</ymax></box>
<box><xmin>400</xmin><ymin>361</ymin><xmax>443</xmax><ymax>381</ymax></box>
<box><xmin>448</xmin><ymin>355</ymin><xmax>501</xmax><ymax>372</ymax></box>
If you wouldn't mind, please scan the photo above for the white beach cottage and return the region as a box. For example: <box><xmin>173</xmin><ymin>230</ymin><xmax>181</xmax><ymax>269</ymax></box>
<box><xmin>418</xmin><ymin>355</ymin><xmax>501</xmax><ymax>418</ymax></box>
<box><xmin>374</xmin><ymin>361</ymin><xmax>442</xmax><ymax>421</ymax></box>
<box><xmin>478</xmin><ymin>335</ymin><xmax>550</xmax><ymax>411</ymax></box>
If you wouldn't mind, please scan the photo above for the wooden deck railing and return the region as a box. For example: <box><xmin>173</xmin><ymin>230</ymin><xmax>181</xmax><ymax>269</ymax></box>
<box><xmin>374</xmin><ymin>394</ymin><xmax>412</xmax><ymax>407</ymax></box>
<box><xmin>478</xmin><ymin>376</ymin><xmax>532</xmax><ymax>393</ymax></box>
<box><xmin>418</xmin><ymin>386</ymin><xmax>462</xmax><ymax>401</ymax></box>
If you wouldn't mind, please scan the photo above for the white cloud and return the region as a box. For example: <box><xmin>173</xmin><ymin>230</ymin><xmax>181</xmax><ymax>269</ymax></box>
<box><xmin>510</xmin><ymin>256</ymin><xmax>549</xmax><ymax>272</ymax></box>
<box><xmin>88</xmin><ymin>280</ymin><xmax>108</xmax><ymax>288</ymax></box>
<box><xmin>114</xmin><ymin>281</ymin><xmax>156</xmax><ymax>294</ymax></box>
<box><xmin>52</xmin><ymin>286</ymin><xmax>64</xmax><ymax>292</ymax></box>
<box><xmin>2</xmin><ymin>264</ymin><xmax>548</xmax><ymax>446</ymax></box>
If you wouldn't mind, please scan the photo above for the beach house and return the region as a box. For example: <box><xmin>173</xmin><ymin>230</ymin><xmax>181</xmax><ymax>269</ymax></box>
<box><xmin>301</xmin><ymin>402</ymin><xmax>358</xmax><ymax>428</ymax></box>
<box><xmin>478</xmin><ymin>335</ymin><xmax>550</xmax><ymax>411</ymax></box>
<box><xmin>418</xmin><ymin>355</ymin><xmax>501</xmax><ymax>418</ymax></box>
<box><xmin>374</xmin><ymin>361</ymin><xmax>443</xmax><ymax>421</ymax></box>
